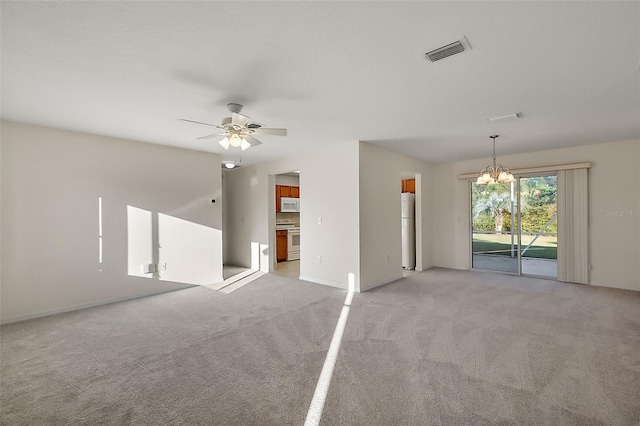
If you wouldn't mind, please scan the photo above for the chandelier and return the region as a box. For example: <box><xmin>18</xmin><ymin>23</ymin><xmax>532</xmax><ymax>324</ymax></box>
<box><xmin>476</xmin><ymin>135</ymin><xmax>515</xmax><ymax>185</ymax></box>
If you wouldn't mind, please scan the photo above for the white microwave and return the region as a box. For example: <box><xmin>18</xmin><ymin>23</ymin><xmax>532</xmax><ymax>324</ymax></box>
<box><xmin>281</xmin><ymin>197</ymin><xmax>300</xmax><ymax>212</ymax></box>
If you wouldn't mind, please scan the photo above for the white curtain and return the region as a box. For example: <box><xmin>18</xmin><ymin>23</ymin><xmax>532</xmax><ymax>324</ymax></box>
<box><xmin>557</xmin><ymin>168</ymin><xmax>589</xmax><ymax>284</ymax></box>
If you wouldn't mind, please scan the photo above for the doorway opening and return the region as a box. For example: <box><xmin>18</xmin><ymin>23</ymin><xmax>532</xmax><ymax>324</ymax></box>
<box><xmin>220</xmin><ymin>169</ymin><xmax>259</xmax><ymax>287</ymax></box>
<box><xmin>471</xmin><ymin>174</ymin><xmax>557</xmax><ymax>278</ymax></box>
<box><xmin>273</xmin><ymin>171</ymin><xmax>301</xmax><ymax>279</ymax></box>
<box><xmin>401</xmin><ymin>172</ymin><xmax>421</xmax><ymax>276</ymax></box>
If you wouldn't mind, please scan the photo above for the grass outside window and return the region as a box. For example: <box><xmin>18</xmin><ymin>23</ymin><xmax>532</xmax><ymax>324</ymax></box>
<box><xmin>472</xmin><ymin>233</ymin><xmax>557</xmax><ymax>259</ymax></box>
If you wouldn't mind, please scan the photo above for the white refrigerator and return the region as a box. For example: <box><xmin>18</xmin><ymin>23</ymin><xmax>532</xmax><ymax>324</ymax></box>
<box><xmin>401</xmin><ymin>193</ymin><xmax>416</xmax><ymax>270</ymax></box>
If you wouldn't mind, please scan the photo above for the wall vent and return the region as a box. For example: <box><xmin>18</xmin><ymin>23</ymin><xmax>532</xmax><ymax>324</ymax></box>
<box><xmin>425</xmin><ymin>40</ymin><xmax>467</xmax><ymax>62</ymax></box>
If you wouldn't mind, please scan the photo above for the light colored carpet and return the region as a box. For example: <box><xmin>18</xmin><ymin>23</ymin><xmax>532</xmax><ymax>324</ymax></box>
<box><xmin>1</xmin><ymin>268</ymin><xmax>639</xmax><ymax>425</ymax></box>
<box><xmin>325</xmin><ymin>269</ymin><xmax>640</xmax><ymax>425</ymax></box>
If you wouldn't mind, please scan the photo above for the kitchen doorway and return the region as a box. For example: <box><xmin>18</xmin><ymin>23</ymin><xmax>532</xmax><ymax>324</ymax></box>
<box><xmin>274</xmin><ymin>171</ymin><xmax>301</xmax><ymax>279</ymax></box>
<box><xmin>401</xmin><ymin>171</ymin><xmax>422</xmax><ymax>276</ymax></box>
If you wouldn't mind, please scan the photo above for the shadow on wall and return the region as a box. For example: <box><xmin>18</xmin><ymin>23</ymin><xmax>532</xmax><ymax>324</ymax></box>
<box><xmin>126</xmin><ymin>204</ymin><xmax>222</xmax><ymax>285</ymax></box>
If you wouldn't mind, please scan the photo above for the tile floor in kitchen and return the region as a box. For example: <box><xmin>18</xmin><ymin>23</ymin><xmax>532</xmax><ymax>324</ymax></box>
<box><xmin>273</xmin><ymin>260</ymin><xmax>300</xmax><ymax>279</ymax></box>
<box><xmin>274</xmin><ymin>260</ymin><xmax>419</xmax><ymax>281</ymax></box>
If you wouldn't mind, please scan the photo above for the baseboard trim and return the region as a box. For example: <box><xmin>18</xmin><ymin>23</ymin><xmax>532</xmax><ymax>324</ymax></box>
<box><xmin>0</xmin><ymin>286</ymin><xmax>192</xmax><ymax>325</ymax></box>
<box><xmin>360</xmin><ymin>275</ymin><xmax>404</xmax><ymax>292</ymax></box>
<box><xmin>298</xmin><ymin>275</ymin><xmax>347</xmax><ymax>290</ymax></box>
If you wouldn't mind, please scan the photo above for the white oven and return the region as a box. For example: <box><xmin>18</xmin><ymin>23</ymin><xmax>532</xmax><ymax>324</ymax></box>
<box><xmin>287</xmin><ymin>227</ymin><xmax>300</xmax><ymax>261</ymax></box>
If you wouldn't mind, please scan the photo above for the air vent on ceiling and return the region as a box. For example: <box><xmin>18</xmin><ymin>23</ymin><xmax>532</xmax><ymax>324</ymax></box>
<box><xmin>425</xmin><ymin>38</ymin><xmax>469</xmax><ymax>62</ymax></box>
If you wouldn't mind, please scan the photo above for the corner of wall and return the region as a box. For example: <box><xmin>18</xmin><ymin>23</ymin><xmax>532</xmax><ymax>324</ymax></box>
<box><xmin>1</xmin><ymin>121</ymin><xmax>224</xmax><ymax>322</ymax></box>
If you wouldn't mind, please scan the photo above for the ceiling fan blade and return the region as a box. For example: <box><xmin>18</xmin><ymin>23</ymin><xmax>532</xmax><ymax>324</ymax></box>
<box><xmin>232</xmin><ymin>113</ymin><xmax>250</xmax><ymax>128</ymax></box>
<box><xmin>243</xmin><ymin>134</ymin><xmax>262</xmax><ymax>147</ymax></box>
<box><xmin>251</xmin><ymin>127</ymin><xmax>287</xmax><ymax>136</ymax></box>
<box><xmin>180</xmin><ymin>118</ymin><xmax>222</xmax><ymax>128</ymax></box>
<box><xmin>197</xmin><ymin>132</ymin><xmax>226</xmax><ymax>140</ymax></box>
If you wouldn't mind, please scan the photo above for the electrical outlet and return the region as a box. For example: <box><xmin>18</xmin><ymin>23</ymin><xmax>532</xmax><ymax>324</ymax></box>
<box><xmin>317</xmin><ymin>255</ymin><xmax>322</xmax><ymax>263</ymax></box>
<box><xmin>318</xmin><ymin>217</ymin><xmax>322</xmax><ymax>225</ymax></box>
<box><xmin>161</xmin><ymin>263</ymin><xmax>167</xmax><ymax>271</ymax></box>
<box><xmin>143</xmin><ymin>263</ymin><xmax>157</xmax><ymax>274</ymax></box>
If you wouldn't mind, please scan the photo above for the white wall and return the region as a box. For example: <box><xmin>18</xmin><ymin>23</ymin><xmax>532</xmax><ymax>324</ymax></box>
<box><xmin>223</xmin><ymin>165</ymin><xmax>263</xmax><ymax>269</ymax></box>
<box><xmin>1</xmin><ymin>121</ymin><xmax>223</xmax><ymax>323</ymax></box>
<box><xmin>358</xmin><ymin>142</ymin><xmax>433</xmax><ymax>291</ymax></box>
<box><xmin>431</xmin><ymin>138</ymin><xmax>640</xmax><ymax>292</ymax></box>
<box><xmin>275</xmin><ymin>174</ymin><xmax>300</xmax><ymax>187</ymax></box>
<box><xmin>222</xmin><ymin>172</ymin><xmax>227</xmax><ymax>264</ymax></box>
<box><xmin>224</xmin><ymin>141</ymin><xmax>434</xmax><ymax>292</ymax></box>
<box><xmin>299</xmin><ymin>143</ymin><xmax>360</xmax><ymax>289</ymax></box>
<box><xmin>224</xmin><ymin>142</ymin><xmax>361</xmax><ymax>290</ymax></box>
<box><xmin>4</xmin><ymin>121</ymin><xmax>635</xmax><ymax>325</ymax></box>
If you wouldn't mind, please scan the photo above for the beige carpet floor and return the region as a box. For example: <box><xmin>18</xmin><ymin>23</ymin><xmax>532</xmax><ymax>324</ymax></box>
<box><xmin>1</xmin><ymin>268</ymin><xmax>639</xmax><ymax>425</ymax></box>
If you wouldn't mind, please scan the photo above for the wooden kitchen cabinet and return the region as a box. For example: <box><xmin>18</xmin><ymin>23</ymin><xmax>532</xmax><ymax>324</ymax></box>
<box><xmin>405</xmin><ymin>178</ymin><xmax>415</xmax><ymax>193</ymax></box>
<box><xmin>275</xmin><ymin>185</ymin><xmax>301</xmax><ymax>212</ymax></box>
<box><xmin>279</xmin><ymin>185</ymin><xmax>300</xmax><ymax>198</ymax></box>
<box><xmin>276</xmin><ymin>230</ymin><xmax>288</xmax><ymax>262</ymax></box>
<box><xmin>280</xmin><ymin>186</ymin><xmax>291</xmax><ymax>197</ymax></box>
<box><xmin>402</xmin><ymin>178</ymin><xmax>415</xmax><ymax>194</ymax></box>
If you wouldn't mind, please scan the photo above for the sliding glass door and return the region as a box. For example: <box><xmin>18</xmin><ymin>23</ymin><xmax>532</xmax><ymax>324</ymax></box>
<box><xmin>471</xmin><ymin>181</ymin><xmax>520</xmax><ymax>273</ymax></box>
<box><xmin>471</xmin><ymin>175</ymin><xmax>557</xmax><ymax>278</ymax></box>
<box><xmin>519</xmin><ymin>176</ymin><xmax>558</xmax><ymax>277</ymax></box>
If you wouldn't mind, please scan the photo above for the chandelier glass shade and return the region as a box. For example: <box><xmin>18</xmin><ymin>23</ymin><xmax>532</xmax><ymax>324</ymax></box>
<box><xmin>476</xmin><ymin>135</ymin><xmax>515</xmax><ymax>185</ymax></box>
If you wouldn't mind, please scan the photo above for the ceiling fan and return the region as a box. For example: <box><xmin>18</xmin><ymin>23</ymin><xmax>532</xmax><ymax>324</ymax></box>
<box><xmin>181</xmin><ymin>103</ymin><xmax>287</xmax><ymax>151</ymax></box>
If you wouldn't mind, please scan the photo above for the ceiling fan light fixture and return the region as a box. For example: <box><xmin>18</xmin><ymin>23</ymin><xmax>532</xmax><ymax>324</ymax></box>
<box><xmin>229</xmin><ymin>133</ymin><xmax>242</xmax><ymax>147</ymax></box>
<box><xmin>182</xmin><ymin>103</ymin><xmax>287</xmax><ymax>151</ymax></box>
<box><xmin>219</xmin><ymin>137</ymin><xmax>230</xmax><ymax>150</ymax></box>
<box><xmin>227</xmin><ymin>103</ymin><xmax>243</xmax><ymax>114</ymax></box>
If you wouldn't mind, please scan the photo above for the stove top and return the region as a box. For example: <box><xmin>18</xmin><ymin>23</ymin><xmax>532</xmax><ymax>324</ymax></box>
<box><xmin>276</xmin><ymin>219</ymin><xmax>299</xmax><ymax>230</ymax></box>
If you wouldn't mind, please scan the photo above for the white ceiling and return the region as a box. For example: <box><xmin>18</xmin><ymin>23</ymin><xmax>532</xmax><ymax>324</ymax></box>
<box><xmin>2</xmin><ymin>2</ymin><xmax>639</xmax><ymax>166</ymax></box>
